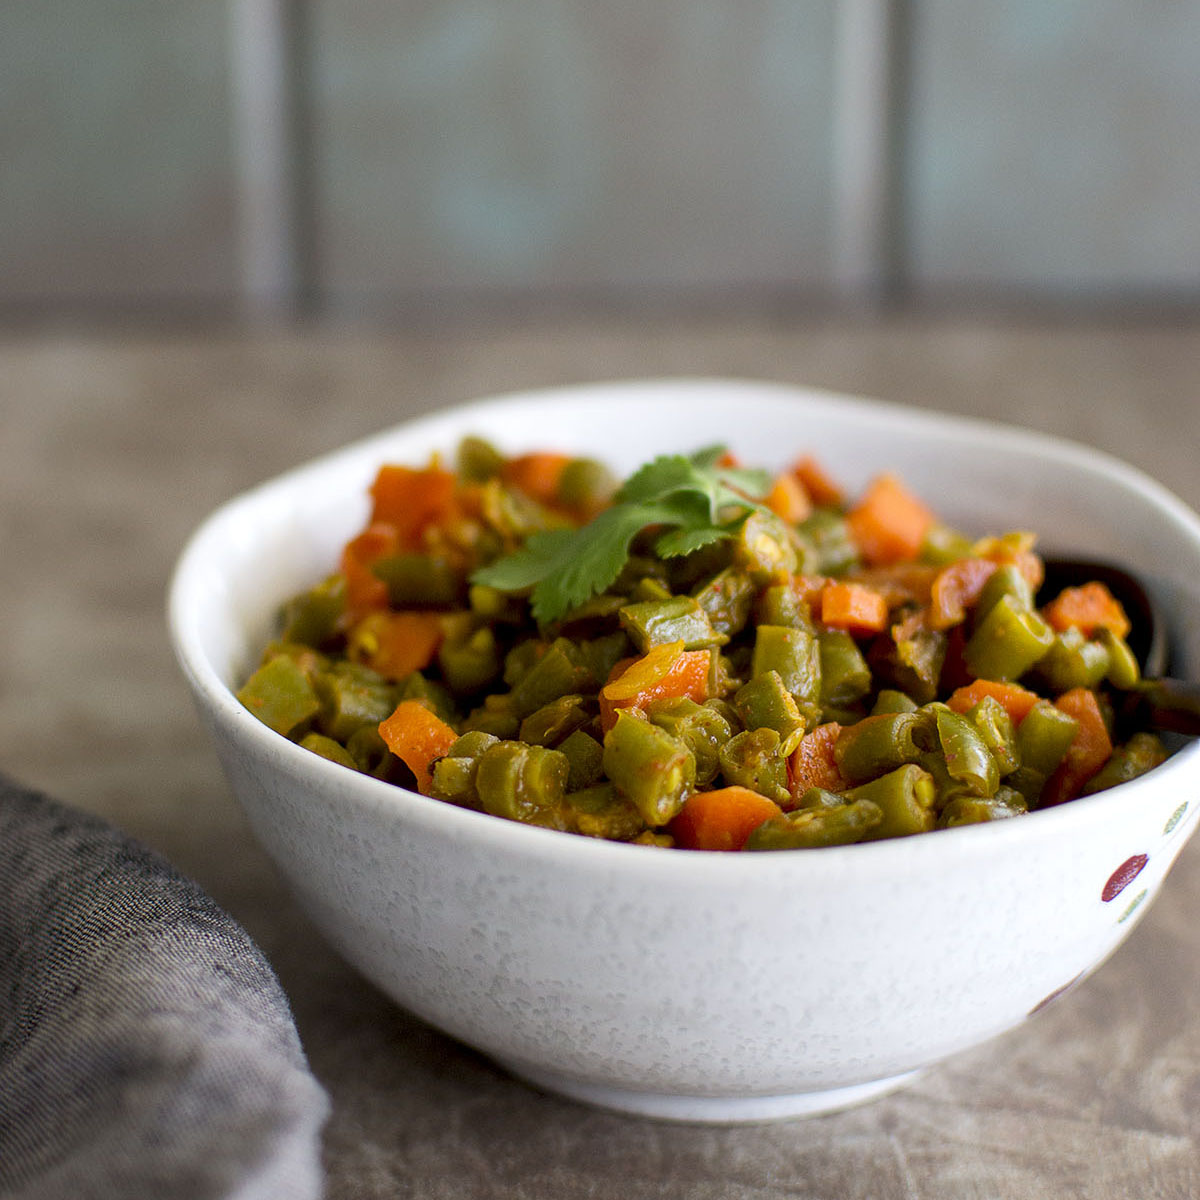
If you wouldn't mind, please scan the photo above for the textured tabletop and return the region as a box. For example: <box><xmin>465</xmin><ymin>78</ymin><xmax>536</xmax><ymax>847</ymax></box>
<box><xmin>4</xmin><ymin>312</ymin><xmax>1200</xmax><ymax>1199</ymax></box>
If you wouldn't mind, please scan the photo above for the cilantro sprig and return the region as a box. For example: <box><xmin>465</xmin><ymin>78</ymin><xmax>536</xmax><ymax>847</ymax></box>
<box><xmin>471</xmin><ymin>446</ymin><xmax>772</xmax><ymax>624</ymax></box>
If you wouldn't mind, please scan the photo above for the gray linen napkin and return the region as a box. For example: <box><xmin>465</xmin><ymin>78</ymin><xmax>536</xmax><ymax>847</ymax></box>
<box><xmin>0</xmin><ymin>776</ymin><xmax>329</xmax><ymax>1200</ymax></box>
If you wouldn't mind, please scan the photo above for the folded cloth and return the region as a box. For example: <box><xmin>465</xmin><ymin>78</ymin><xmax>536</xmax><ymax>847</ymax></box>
<box><xmin>0</xmin><ymin>776</ymin><xmax>329</xmax><ymax>1200</ymax></box>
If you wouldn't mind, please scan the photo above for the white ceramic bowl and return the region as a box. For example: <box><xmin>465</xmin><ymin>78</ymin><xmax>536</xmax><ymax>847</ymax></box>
<box><xmin>169</xmin><ymin>380</ymin><xmax>1200</xmax><ymax>1121</ymax></box>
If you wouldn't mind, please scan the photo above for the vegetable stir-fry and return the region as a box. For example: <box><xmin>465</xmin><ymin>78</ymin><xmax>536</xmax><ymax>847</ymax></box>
<box><xmin>238</xmin><ymin>439</ymin><xmax>1168</xmax><ymax>851</ymax></box>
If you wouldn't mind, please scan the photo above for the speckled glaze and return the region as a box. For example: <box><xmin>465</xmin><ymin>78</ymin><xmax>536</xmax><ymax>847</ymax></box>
<box><xmin>169</xmin><ymin>380</ymin><xmax>1200</xmax><ymax>1120</ymax></box>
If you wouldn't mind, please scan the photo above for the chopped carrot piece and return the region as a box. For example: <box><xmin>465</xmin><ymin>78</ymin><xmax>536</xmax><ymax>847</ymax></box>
<box><xmin>369</xmin><ymin>463</ymin><xmax>458</xmax><ymax>545</ymax></box>
<box><xmin>599</xmin><ymin>642</ymin><xmax>710</xmax><ymax>731</ymax></box>
<box><xmin>1043</xmin><ymin>582</ymin><xmax>1131</xmax><ymax>640</ymax></box>
<box><xmin>819</xmin><ymin>581</ymin><xmax>889</xmax><ymax>635</ymax></box>
<box><xmin>788</xmin><ymin>722</ymin><xmax>846</xmax><ymax>804</ymax></box>
<box><xmin>844</xmin><ymin>473</ymin><xmax>935</xmax><ymax>566</ymax></box>
<box><xmin>669</xmin><ymin>786</ymin><xmax>783</xmax><ymax>851</ymax></box>
<box><xmin>945</xmin><ymin>679</ymin><xmax>1041</xmax><ymax>725</ymax></box>
<box><xmin>340</xmin><ymin>521</ymin><xmax>401</xmax><ymax>620</ymax></box>
<box><xmin>764</xmin><ymin>472</ymin><xmax>812</xmax><ymax>524</ymax></box>
<box><xmin>791</xmin><ymin>455</ymin><xmax>844</xmax><ymax>507</ymax></box>
<box><xmin>378</xmin><ymin>699</ymin><xmax>459</xmax><ymax>794</ymax></box>
<box><xmin>1041</xmin><ymin>688</ymin><xmax>1114</xmax><ymax>807</ymax></box>
<box><xmin>352</xmin><ymin>611</ymin><xmax>444</xmax><ymax>681</ymax></box>
<box><xmin>501</xmin><ymin>452</ymin><xmax>572</xmax><ymax>507</ymax></box>
<box><xmin>929</xmin><ymin>558</ymin><xmax>998</xmax><ymax>629</ymax></box>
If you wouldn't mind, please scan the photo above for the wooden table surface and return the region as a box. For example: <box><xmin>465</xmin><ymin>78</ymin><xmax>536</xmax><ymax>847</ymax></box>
<box><xmin>4</xmin><ymin>312</ymin><xmax>1200</xmax><ymax>1199</ymax></box>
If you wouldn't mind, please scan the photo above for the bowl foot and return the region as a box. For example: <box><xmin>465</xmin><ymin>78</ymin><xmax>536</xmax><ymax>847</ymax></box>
<box><xmin>497</xmin><ymin>1061</ymin><xmax>922</xmax><ymax>1123</ymax></box>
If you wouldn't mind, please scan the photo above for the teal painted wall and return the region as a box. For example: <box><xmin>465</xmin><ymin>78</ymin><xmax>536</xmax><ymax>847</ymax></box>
<box><xmin>0</xmin><ymin>4</ymin><xmax>238</xmax><ymax>309</ymax></box>
<box><xmin>1</xmin><ymin>2</ymin><xmax>1196</xmax><ymax>314</ymax></box>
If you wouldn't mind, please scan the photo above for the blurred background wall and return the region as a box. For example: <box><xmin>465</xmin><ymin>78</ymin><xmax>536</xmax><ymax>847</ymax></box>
<box><xmin>3</xmin><ymin>0</ymin><xmax>1198</xmax><ymax>323</ymax></box>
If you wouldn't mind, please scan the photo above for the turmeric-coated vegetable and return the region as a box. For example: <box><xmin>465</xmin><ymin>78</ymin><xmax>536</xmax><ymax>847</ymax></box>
<box><xmin>239</xmin><ymin>436</ymin><xmax>1175</xmax><ymax>849</ymax></box>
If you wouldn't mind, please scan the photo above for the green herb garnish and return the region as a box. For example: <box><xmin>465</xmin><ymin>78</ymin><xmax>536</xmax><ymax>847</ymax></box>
<box><xmin>471</xmin><ymin>446</ymin><xmax>772</xmax><ymax>624</ymax></box>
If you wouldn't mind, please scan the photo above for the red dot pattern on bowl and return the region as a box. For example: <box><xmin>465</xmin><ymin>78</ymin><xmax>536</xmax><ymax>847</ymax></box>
<box><xmin>1101</xmin><ymin>854</ymin><xmax>1149</xmax><ymax>903</ymax></box>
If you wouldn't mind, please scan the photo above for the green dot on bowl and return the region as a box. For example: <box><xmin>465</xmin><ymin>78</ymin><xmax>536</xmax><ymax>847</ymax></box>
<box><xmin>1118</xmin><ymin>889</ymin><xmax>1149</xmax><ymax>924</ymax></box>
<box><xmin>1164</xmin><ymin>802</ymin><xmax>1188</xmax><ymax>835</ymax></box>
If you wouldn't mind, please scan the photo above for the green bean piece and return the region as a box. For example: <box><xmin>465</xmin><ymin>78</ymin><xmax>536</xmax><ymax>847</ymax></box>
<box><xmin>794</xmin><ymin>786</ymin><xmax>845</xmax><ymax>810</ymax></box>
<box><xmin>872</xmin><ymin>689</ymin><xmax>918</xmax><ymax>715</ymax></box>
<box><xmin>934</xmin><ymin>706</ymin><xmax>999</xmax><ymax>797</ymax></box>
<box><xmin>703</xmin><ymin>697</ymin><xmax>743</xmax><ymax>732</ymax></box>
<box><xmin>975</xmin><ymin>563</ymin><xmax>1035</xmax><ymax>622</ymax></box>
<box><xmin>372</xmin><ymin>553</ymin><xmax>462</xmax><ymax>607</ymax></box>
<box><xmin>427</xmin><ymin>731</ymin><xmax>499</xmax><ymax>809</ymax></box>
<box><xmin>627</xmin><ymin>577</ymin><xmax>672</xmax><ymax>604</ymax></box>
<box><xmin>558</xmin><ymin>594</ymin><xmax>627</xmax><ymax>632</ymax></box>
<box><xmin>298</xmin><ymin>731</ymin><xmax>358</xmax><ymax>769</ymax></box>
<box><xmin>915</xmin><ymin>750</ymin><xmax>974</xmax><ymax>809</ymax></box>
<box><xmin>938</xmin><ymin>787</ymin><xmax>1028</xmax><ymax>828</ymax></box>
<box><xmin>238</xmin><ymin>654</ymin><xmax>321</xmax><ymax>738</ymax></box>
<box><xmin>717</xmin><ymin>728</ymin><xmax>791</xmax><ymax>805</ymax></box>
<box><xmin>731</xmin><ymin>511</ymin><xmax>799</xmax><ymax>582</ymax></box>
<box><xmin>1036</xmin><ymin>628</ymin><xmax>1111</xmax><ymax>692</ymax></box>
<box><xmin>757</xmin><ymin>583</ymin><xmax>812</xmax><ymax>630</ymax></box>
<box><xmin>507</xmin><ymin>638</ymin><xmax>596</xmax><ymax>718</ymax></box>
<box><xmin>576</xmin><ymin>632</ymin><xmax>632</xmax><ymax>690</ymax></box>
<box><xmin>558</xmin><ymin>728</ymin><xmax>605</xmax><ymax>791</ymax></box>
<box><xmin>646</xmin><ymin>696</ymin><xmax>733</xmax><ymax>787</ymax></box>
<box><xmin>258</xmin><ymin>640</ymin><xmax>329</xmax><ymax>675</ymax></box>
<box><xmin>518</xmin><ymin>694</ymin><xmax>592</xmax><ymax>747</ymax></box>
<box><xmin>1081</xmin><ymin>732</ymin><xmax>1168</xmax><ymax>796</ymax></box>
<box><xmin>964</xmin><ymin>695</ymin><xmax>1019</xmax><ymax>776</ymax></box>
<box><xmin>920</xmin><ymin>524</ymin><xmax>975</xmax><ymax>567</ymax></box>
<box><xmin>468</xmin><ymin>583</ymin><xmax>527</xmax><ymax>625</ymax></box>
<box><xmin>438</xmin><ymin>622</ymin><xmax>502</xmax><ymax>695</ymax></box>
<box><xmin>701</xmin><ymin>650</ymin><xmax>735</xmax><ymax>699</ymax></box>
<box><xmin>834</xmin><ymin>711</ymin><xmax>924</xmax><ymax>785</ymax></box>
<box><xmin>613</xmin><ymin>554</ymin><xmax>671</xmax><ymax>595</ymax></box>
<box><xmin>693</xmin><ymin>566</ymin><xmax>758</xmax><ymax>639</ymax></box>
<box><xmin>1100</xmin><ymin>627</ymin><xmax>1141</xmax><ymax>690</ymax></box>
<box><xmin>871</xmin><ymin>623</ymin><xmax>947</xmax><ymax>704</ymax></box>
<box><xmin>745</xmin><ymin>800</ymin><xmax>882</xmax><ymax>850</ymax></box>
<box><xmin>503</xmin><ymin>638</ymin><xmax>546</xmax><ymax>687</ymax></box>
<box><xmin>346</xmin><ymin>726</ymin><xmax>391</xmax><ymax>775</ymax></box>
<box><xmin>602</xmin><ymin>710</ymin><xmax>696</xmax><ymax>826</ymax></box>
<box><xmin>733</xmin><ymin>673</ymin><xmax>806</xmax><ymax>756</ymax></box>
<box><xmin>314</xmin><ymin>661</ymin><xmax>399</xmax><ymax>742</ymax></box>
<box><xmin>964</xmin><ymin>594</ymin><xmax>1054</xmax><ymax>682</ymax></box>
<box><xmin>565</xmin><ymin>783</ymin><xmax>646</xmax><ymax>841</ymax></box>
<box><xmin>428</xmin><ymin>755</ymin><xmax>478</xmax><ymax>808</ymax></box>
<box><xmin>849</xmin><ymin>764</ymin><xmax>938</xmax><ymax>840</ymax></box>
<box><xmin>752</xmin><ymin>625</ymin><xmax>822</xmax><ymax>717</ymax></box>
<box><xmin>818</xmin><ymin>630</ymin><xmax>873</xmax><ymax>711</ymax></box>
<box><xmin>1005</xmin><ymin>766</ymin><xmax>1047</xmax><ymax>807</ymax></box>
<box><xmin>280</xmin><ymin>574</ymin><xmax>346</xmax><ymax>647</ymax></box>
<box><xmin>462</xmin><ymin>694</ymin><xmax>521</xmax><ymax>739</ymax></box>
<box><xmin>1016</xmin><ymin>700</ymin><xmax>1079</xmax><ymax>776</ymax></box>
<box><xmin>618</xmin><ymin>595</ymin><xmax>725</xmax><ymax>652</ymax></box>
<box><xmin>795</xmin><ymin>509</ymin><xmax>859</xmax><ymax>577</ymax></box>
<box><xmin>446</xmin><ymin>730</ymin><xmax>501</xmax><ymax>759</ymax></box>
<box><xmin>456</xmin><ymin>435</ymin><xmax>506</xmax><ymax>481</ymax></box>
<box><xmin>475</xmin><ymin>741</ymin><xmax>571</xmax><ymax>830</ymax></box>
<box><xmin>396</xmin><ymin>672</ymin><xmax>458</xmax><ymax>724</ymax></box>
<box><xmin>557</xmin><ymin>457</ymin><xmax>617</xmax><ymax>511</ymax></box>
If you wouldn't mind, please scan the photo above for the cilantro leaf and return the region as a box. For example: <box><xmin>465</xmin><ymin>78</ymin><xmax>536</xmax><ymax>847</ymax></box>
<box><xmin>653</xmin><ymin>524</ymin><xmax>732</xmax><ymax>559</ymax></box>
<box><xmin>470</xmin><ymin>445</ymin><xmax>773</xmax><ymax>624</ymax></box>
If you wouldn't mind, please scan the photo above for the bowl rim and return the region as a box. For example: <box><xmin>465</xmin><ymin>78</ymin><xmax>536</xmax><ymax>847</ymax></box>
<box><xmin>168</xmin><ymin>377</ymin><xmax>1200</xmax><ymax>879</ymax></box>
